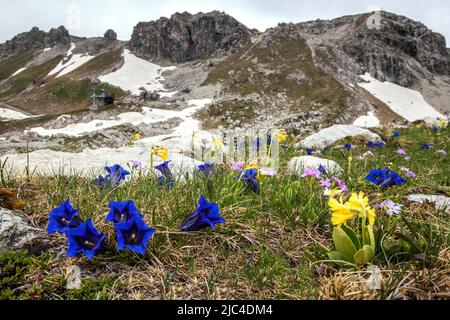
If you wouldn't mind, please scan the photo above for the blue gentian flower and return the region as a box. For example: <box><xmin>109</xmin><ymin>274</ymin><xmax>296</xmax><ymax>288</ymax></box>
<box><xmin>64</xmin><ymin>219</ymin><xmax>106</xmax><ymax>260</ymax></box>
<box><xmin>179</xmin><ymin>195</ymin><xmax>225</xmax><ymax>232</ymax></box>
<box><xmin>318</xmin><ymin>164</ymin><xmax>328</xmax><ymax>176</ymax></box>
<box><xmin>240</xmin><ymin>168</ymin><xmax>260</xmax><ymax>194</ymax></box>
<box><xmin>422</xmin><ymin>143</ymin><xmax>431</xmax><ymax>150</ymax></box>
<box><xmin>198</xmin><ymin>162</ymin><xmax>215</xmax><ymax>176</ymax></box>
<box><xmin>115</xmin><ymin>215</ymin><xmax>155</xmax><ymax>255</ymax></box>
<box><xmin>367</xmin><ymin>141</ymin><xmax>385</xmax><ymax>150</ymax></box>
<box><xmin>106</xmin><ymin>200</ymin><xmax>143</xmax><ymax>224</ymax></box>
<box><xmin>432</xmin><ymin>127</ymin><xmax>439</xmax><ymax>134</ymax></box>
<box><xmin>394</xmin><ymin>131</ymin><xmax>400</xmax><ymax>137</ymax></box>
<box><xmin>306</xmin><ymin>148</ymin><xmax>313</xmax><ymax>155</ymax></box>
<box><xmin>93</xmin><ymin>164</ymin><xmax>130</xmax><ymax>189</ymax></box>
<box><xmin>48</xmin><ymin>199</ymin><xmax>84</xmax><ymax>235</ymax></box>
<box><xmin>344</xmin><ymin>143</ymin><xmax>352</xmax><ymax>150</ymax></box>
<box><xmin>365</xmin><ymin>169</ymin><xmax>405</xmax><ymax>188</ymax></box>
<box><xmin>155</xmin><ymin>161</ymin><xmax>173</xmax><ymax>177</ymax></box>
<box><xmin>158</xmin><ymin>176</ymin><xmax>175</xmax><ymax>189</ymax></box>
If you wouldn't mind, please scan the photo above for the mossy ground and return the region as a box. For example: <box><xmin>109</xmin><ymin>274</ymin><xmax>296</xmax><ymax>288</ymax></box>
<box><xmin>0</xmin><ymin>125</ymin><xmax>449</xmax><ymax>300</ymax></box>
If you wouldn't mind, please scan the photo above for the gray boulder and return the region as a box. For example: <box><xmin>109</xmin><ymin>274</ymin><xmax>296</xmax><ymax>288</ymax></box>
<box><xmin>0</xmin><ymin>207</ymin><xmax>43</xmax><ymax>252</ymax></box>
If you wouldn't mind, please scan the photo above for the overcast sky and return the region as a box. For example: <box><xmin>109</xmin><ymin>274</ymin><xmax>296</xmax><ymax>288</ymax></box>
<box><xmin>0</xmin><ymin>0</ymin><xmax>449</xmax><ymax>45</ymax></box>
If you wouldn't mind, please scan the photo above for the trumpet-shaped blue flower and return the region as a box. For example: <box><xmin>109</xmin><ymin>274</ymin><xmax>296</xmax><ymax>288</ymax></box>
<box><xmin>64</xmin><ymin>219</ymin><xmax>106</xmax><ymax>260</ymax></box>
<box><xmin>179</xmin><ymin>195</ymin><xmax>225</xmax><ymax>232</ymax></box>
<box><xmin>394</xmin><ymin>131</ymin><xmax>400</xmax><ymax>137</ymax></box>
<box><xmin>240</xmin><ymin>168</ymin><xmax>260</xmax><ymax>194</ymax></box>
<box><xmin>115</xmin><ymin>215</ymin><xmax>155</xmax><ymax>255</ymax></box>
<box><xmin>48</xmin><ymin>199</ymin><xmax>84</xmax><ymax>235</ymax></box>
<box><xmin>318</xmin><ymin>164</ymin><xmax>328</xmax><ymax>176</ymax></box>
<box><xmin>422</xmin><ymin>143</ymin><xmax>431</xmax><ymax>150</ymax></box>
<box><xmin>306</xmin><ymin>148</ymin><xmax>313</xmax><ymax>155</ymax></box>
<box><xmin>343</xmin><ymin>143</ymin><xmax>353</xmax><ymax>150</ymax></box>
<box><xmin>367</xmin><ymin>141</ymin><xmax>385</xmax><ymax>150</ymax></box>
<box><xmin>106</xmin><ymin>200</ymin><xmax>143</xmax><ymax>224</ymax></box>
<box><xmin>198</xmin><ymin>162</ymin><xmax>215</xmax><ymax>176</ymax></box>
<box><xmin>155</xmin><ymin>161</ymin><xmax>173</xmax><ymax>177</ymax></box>
<box><xmin>366</xmin><ymin>169</ymin><xmax>405</xmax><ymax>188</ymax></box>
<box><xmin>93</xmin><ymin>164</ymin><xmax>130</xmax><ymax>189</ymax></box>
<box><xmin>158</xmin><ymin>176</ymin><xmax>175</xmax><ymax>190</ymax></box>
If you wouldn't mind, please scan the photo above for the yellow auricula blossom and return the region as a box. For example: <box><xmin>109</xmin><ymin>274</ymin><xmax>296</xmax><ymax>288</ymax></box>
<box><xmin>346</xmin><ymin>191</ymin><xmax>376</xmax><ymax>225</ymax></box>
<box><xmin>274</xmin><ymin>129</ymin><xmax>287</xmax><ymax>142</ymax></box>
<box><xmin>134</xmin><ymin>133</ymin><xmax>141</xmax><ymax>140</ymax></box>
<box><xmin>329</xmin><ymin>197</ymin><xmax>355</xmax><ymax>225</ymax></box>
<box><xmin>324</xmin><ymin>188</ymin><xmax>343</xmax><ymax>197</ymax></box>
<box><xmin>153</xmin><ymin>146</ymin><xmax>169</xmax><ymax>161</ymax></box>
<box><xmin>439</xmin><ymin>119</ymin><xmax>447</xmax><ymax>128</ymax></box>
<box><xmin>213</xmin><ymin>137</ymin><xmax>223</xmax><ymax>149</ymax></box>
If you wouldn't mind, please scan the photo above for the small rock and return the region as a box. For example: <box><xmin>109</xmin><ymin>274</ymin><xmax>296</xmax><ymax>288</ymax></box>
<box><xmin>0</xmin><ymin>207</ymin><xmax>42</xmax><ymax>252</ymax></box>
<box><xmin>66</xmin><ymin>265</ymin><xmax>82</xmax><ymax>290</ymax></box>
<box><xmin>299</xmin><ymin>125</ymin><xmax>381</xmax><ymax>149</ymax></box>
<box><xmin>287</xmin><ymin>156</ymin><xmax>341</xmax><ymax>175</ymax></box>
<box><xmin>406</xmin><ymin>194</ymin><xmax>450</xmax><ymax>213</ymax></box>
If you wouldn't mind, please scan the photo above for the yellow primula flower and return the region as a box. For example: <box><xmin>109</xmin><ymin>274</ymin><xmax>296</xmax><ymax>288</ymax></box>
<box><xmin>346</xmin><ymin>191</ymin><xmax>376</xmax><ymax>225</ymax></box>
<box><xmin>274</xmin><ymin>129</ymin><xmax>287</xmax><ymax>142</ymax></box>
<box><xmin>213</xmin><ymin>137</ymin><xmax>223</xmax><ymax>149</ymax></box>
<box><xmin>153</xmin><ymin>146</ymin><xmax>169</xmax><ymax>161</ymax></box>
<box><xmin>134</xmin><ymin>133</ymin><xmax>141</xmax><ymax>140</ymax></box>
<box><xmin>324</xmin><ymin>188</ymin><xmax>343</xmax><ymax>197</ymax></box>
<box><xmin>346</xmin><ymin>191</ymin><xmax>369</xmax><ymax>212</ymax></box>
<box><xmin>329</xmin><ymin>197</ymin><xmax>355</xmax><ymax>225</ymax></box>
<box><xmin>438</xmin><ymin>119</ymin><xmax>447</xmax><ymax>128</ymax></box>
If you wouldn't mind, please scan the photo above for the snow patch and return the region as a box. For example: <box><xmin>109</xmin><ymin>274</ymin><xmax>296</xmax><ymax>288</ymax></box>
<box><xmin>12</xmin><ymin>67</ymin><xmax>27</xmax><ymax>77</ymax></box>
<box><xmin>5</xmin><ymin>99</ymin><xmax>212</xmax><ymax>176</ymax></box>
<box><xmin>47</xmin><ymin>43</ymin><xmax>95</xmax><ymax>78</ymax></box>
<box><xmin>43</xmin><ymin>47</ymin><xmax>52</xmax><ymax>52</ymax></box>
<box><xmin>358</xmin><ymin>73</ymin><xmax>445</xmax><ymax>122</ymax></box>
<box><xmin>99</xmin><ymin>49</ymin><xmax>177</xmax><ymax>96</ymax></box>
<box><xmin>299</xmin><ymin>125</ymin><xmax>381</xmax><ymax>149</ymax></box>
<box><xmin>0</xmin><ymin>108</ymin><xmax>35</xmax><ymax>121</ymax></box>
<box><xmin>29</xmin><ymin>99</ymin><xmax>212</xmax><ymax>138</ymax></box>
<box><xmin>353</xmin><ymin>111</ymin><xmax>381</xmax><ymax>128</ymax></box>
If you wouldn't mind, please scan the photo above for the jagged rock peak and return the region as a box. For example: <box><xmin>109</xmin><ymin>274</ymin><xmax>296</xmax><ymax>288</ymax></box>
<box><xmin>129</xmin><ymin>11</ymin><xmax>257</xmax><ymax>62</ymax></box>
<box><xmin>0</xmin><ymin>26</ymin><xmax>70</xmax><ymax>60</ymax></box>
<box><xmin>104</xmin><ymin>29</ymin><xmax>118</xmax><ymax>41</ymax></box>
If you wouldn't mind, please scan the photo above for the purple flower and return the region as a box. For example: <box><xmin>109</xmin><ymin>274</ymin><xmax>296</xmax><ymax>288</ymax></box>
<box><xmin>332</xmin><ymin>177</ymin><xmax>348</xmax><ymax>192</ymax></box>
<box><xmin>376</xmin><ymin>200</ymin><xmax>403</xmax><ymax>216</ymax></box>
<box><xmin>128</xmin><ymin>160</ymin><xmax>142</xmax><ymax>170</ymax></box>
<box><xmin>319</xmin><ymin>178</ymin><xmax>332</xmax><ymax>189</ymax></box>
<box><xmin>404</xmin><ymin>156</ymin><xmax>411</xmax><ymax>161</ymax></box>
<box><xmin>397</xmin><ymin>149</ymin><xmax>407</xmax><ymax>155</ymax></box>
<box><xmin>303</xmin><ymin>168</ymin><xmax>321</xmax><ymax>179</ymax></box>
<box><xmin>231</xmin><ymin>163</ymin><xmax>244</xmax><ymax>171</ymax></box>
<box><xmin>363</xmin><ymin>151</ymin><xmax>375</xmax><ymax>158</ymax></box>
<box><xmin>437</xmin><ymin>150</ymin><xmax>447</xmax><ymax>156</ymax></box>
<box><xmin>260</xmin><ymin>167</ymin><xmax>277</xmax><ymax>176</ymax></box>
<box><xmin>405</xmin><ymin>171</ymin><xmax>417</xmax><ymax>179</ymax></box>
